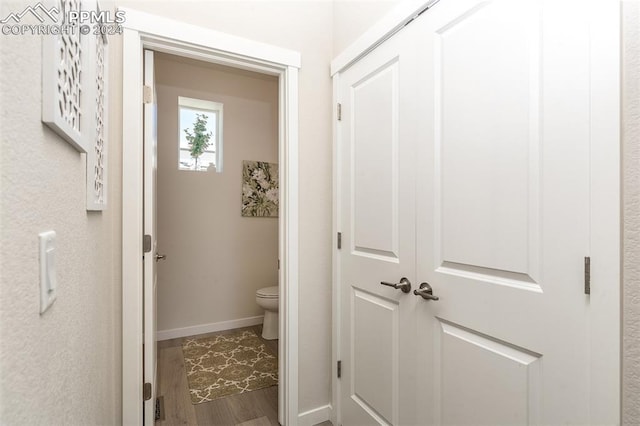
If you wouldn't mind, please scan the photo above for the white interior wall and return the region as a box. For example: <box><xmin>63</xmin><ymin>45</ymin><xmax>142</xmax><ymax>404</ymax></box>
<box><xmin>622</xmin><ymin>1</ymin><xmax>640</xmax><ymax>424</ymax></box>
<box><xmin>0</xmin><ymin>1</ymin><xmax>122</xmax><ymax>423</ymax></box>
<box><xmin>332</xmin><ymin>0</ymin><xmax>400</xmax><ymax>55</ymax></box>
<box><xmin>154</xmin><ymin>54</ymin><xmax>279</xmax><ymax>336</ymax></box>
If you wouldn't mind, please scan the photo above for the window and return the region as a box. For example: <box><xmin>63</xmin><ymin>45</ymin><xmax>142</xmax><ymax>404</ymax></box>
<box><xmin>178</xmin><ymin>96</ymin><xmax>223</xmax><ymax>172</ymax></box>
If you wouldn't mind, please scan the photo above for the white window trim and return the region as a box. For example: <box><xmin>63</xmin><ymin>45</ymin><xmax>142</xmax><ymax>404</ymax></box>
<box><xmin>178</xmin><ymin>96</ymin><xmax>224</xmax><ymax>172</ymax></box>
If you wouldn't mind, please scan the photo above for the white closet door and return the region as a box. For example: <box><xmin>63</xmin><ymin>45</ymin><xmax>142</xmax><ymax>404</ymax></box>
<box><xmin>414</xmin><ymin>0</ymin><xmax>619</xmax><ymax>424</ymax></box>
<box><xmin>336</xmin><ymin>0</ymin><xmax>619</xmax><ymax>424</ymax></box>
<box><xmin>337</xmin><ymin>20</ymin><xmax>423</xmax><ymax>426</ymax></box>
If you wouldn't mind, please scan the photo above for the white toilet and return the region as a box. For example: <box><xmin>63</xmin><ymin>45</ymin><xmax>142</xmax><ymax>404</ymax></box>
<box><xmin>256</xmin><ymin>286</ymin><xmax>279</xmax><ymax>340</ymax></box>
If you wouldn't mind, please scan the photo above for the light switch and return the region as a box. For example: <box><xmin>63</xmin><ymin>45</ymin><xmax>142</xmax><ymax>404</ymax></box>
<box><xmin>39</xmin><ymin>230</ymin><xmax>57</xmax><ymax>314</ymax></box>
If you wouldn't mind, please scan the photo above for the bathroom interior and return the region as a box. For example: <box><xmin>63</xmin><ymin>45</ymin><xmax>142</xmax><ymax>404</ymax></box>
<box><xmin>153</xmin><ymin>52</ymin><xmax>282</xmax><ymax>424</ymax></box>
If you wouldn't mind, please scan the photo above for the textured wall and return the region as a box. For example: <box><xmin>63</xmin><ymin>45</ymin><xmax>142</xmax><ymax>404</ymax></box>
<box><xmin>0</xmin><ymin>1</ymin><xmax>122</xmax><ymax>424</ymax></box>
<box><xmin>623</xmin><ymin>1</ymin><xmax>640</xmax><ymax>424</ymax></box>
<box><xmin>154</xmin><ymin>54</ymin><xmax>279</xmax><ymax>334</ymax></box>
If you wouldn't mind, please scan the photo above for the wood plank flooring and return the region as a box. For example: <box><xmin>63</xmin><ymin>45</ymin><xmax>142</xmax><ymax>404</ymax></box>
<box><xmin>236</xmin><ymin>417</ymin><xmax>271</xmax><ymax>426</ymax></box>
<box><xmin>158</xmin><ymin>346</ymin><xmax>198</xmax><ymax>425</ymax></box>
<box><xmin>156</xmin><ymin>325</ymin><xmax>332</xmax><ymax>426</ymax></box>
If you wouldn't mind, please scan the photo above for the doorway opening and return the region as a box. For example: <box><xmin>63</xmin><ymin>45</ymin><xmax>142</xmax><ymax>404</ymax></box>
<box><xmin>153</xmin><ymin>52</ymin><xmax>282</xmax><ymax>424</ymax></box>
<box><xmin>120</xmin><ymin>9</ymin><xmax>301</xmax><ymax>426</ymax></box>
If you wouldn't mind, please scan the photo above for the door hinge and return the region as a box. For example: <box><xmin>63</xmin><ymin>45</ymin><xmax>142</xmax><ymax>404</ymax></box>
<box><xmin>337</xmin><ymin>360</ymin><xmax>342</xmax><ymax>378</ymax></box>
<box><xmin>584</xmin><ymin>256</ymin><xmax>591</xmax><ymax>295</ymax></box>
<box><xmin>278</xmin><ymin>259</ymin><xmax>280</xmax><ymax>270</ymax></box>
<box><xmin>143</xmin><ymin>85</ymin><xmax>153</xmax><ymax>104</ymax></box>
<box><xmin>337</xmin><ymin>103</ymin><xmax>342</xmax><ymax>121</ymax></box>
<box><xmin>143</xmin><ymin>234</ymin><xmax>152</xmax><ymax>254</ymax></box>
<box><xmin>337</xmin><ymin>232</ymin><xmax>342</xmax><ymax>249</ymax></box>
<box><xmin>143</xmin><ymin>382</ymin><xmax>152</xmax><ymax>401</ymax></box>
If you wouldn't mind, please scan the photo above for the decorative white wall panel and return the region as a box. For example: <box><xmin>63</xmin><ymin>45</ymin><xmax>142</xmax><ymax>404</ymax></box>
<box><xmin>42</xmin><ymin>0</ymin><xmax>89</xmax><ymax>153</ymax></box>
<box><xmin>41</xmin><ymin>0</ymin><xmax>108</xmax><ymax>210</ymax></box>
<box><xmin>86</xmin><ymin>13</ymin><xmax>108</xmax><ymax>210</ymax></box>
<box><xmin>58</xmin><ymin>30</ymin><xmax>82</xmax><ymax>132</ymax></box>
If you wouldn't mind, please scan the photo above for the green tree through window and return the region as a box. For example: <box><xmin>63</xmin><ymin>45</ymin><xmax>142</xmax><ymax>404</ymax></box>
<box><xmin>183</xmin><ymin>113</ymin><xmax>212</xmax><ymax>171</ymax></box>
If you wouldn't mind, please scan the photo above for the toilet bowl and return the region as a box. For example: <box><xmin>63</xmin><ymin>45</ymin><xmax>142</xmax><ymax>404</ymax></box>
<box><xmin>256</xmin><ymin>286</ymin><xmax>279</xmax><ymax>340</ymax></box>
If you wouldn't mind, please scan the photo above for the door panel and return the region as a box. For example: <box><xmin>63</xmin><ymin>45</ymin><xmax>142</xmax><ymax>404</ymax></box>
<box><xmin>437</xmin><ymin>0</ymin><xmax>540</xmax><ymax>278</ymax></box>
<box><xmin>352</xmin><ymin>62</ymin><xmax>399</xmax><ymax>260</ymax></box>
<box><xmin>417</xmin><ymin>0</ymin><xmax>593</xmax><ymax>424</ymax></box>
<box><xmin>352</xmin><ymin>290</ymin><xmax>399</xmax><ymax>423</ymax></box>
<box><xmin>436</xmin><ymin>320</ymin><xmax>541</xmax><ymax>426</ymax></box>
<box><xmin>339</xmin><ymin>20</ymin><xmax>421</xmax><ymax>426</ymax></box>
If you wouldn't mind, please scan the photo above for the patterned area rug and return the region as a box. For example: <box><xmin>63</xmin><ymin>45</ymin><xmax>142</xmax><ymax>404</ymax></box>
<box><xmin>182</xmin><ymin>329</ymin><xmax>278</xmax><ymax>404</ymax></box>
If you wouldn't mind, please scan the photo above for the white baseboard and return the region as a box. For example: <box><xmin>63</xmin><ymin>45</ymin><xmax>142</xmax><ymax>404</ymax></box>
<box><xmin>298</xmin><ymin>404</ymin><xmax>332</xmax><ymax>426</ymax></box>
<box><xmin>157</xmin><ymin>315</ymin><xmax>264</xmax><ymax>341</ymax></box>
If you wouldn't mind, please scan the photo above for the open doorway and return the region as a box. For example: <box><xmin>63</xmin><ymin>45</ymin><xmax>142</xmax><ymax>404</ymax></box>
<box><xmin>120</xmin><ymin>9</ymin><xmax>301</xmax><ymax>425</ymax></box>
<box><xmin>153</xmin><ymin>52</ymin><xmax>281</xmax><ymax>424</ymax></box>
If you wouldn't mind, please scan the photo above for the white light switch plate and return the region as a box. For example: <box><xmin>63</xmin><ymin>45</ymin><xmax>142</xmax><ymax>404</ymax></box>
<box><xmin>39</xmin><ymin>230</ymin><xmax>57</xmax><ymax>314</ymax></box>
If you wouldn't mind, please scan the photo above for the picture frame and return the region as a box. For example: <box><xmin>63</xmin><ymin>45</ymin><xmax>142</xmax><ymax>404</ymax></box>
<box><xmin>241</xmin><ymin>160</ymin><xmax>279</xmax><ymax>217</ymax></box>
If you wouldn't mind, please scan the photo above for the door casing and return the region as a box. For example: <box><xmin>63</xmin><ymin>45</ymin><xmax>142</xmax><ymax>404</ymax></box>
<box><xmin>121</xmin><ymin>8</ymin><xmax>301</xmax><ymax>425</ymax></box>
<box><xmin>330</xmin><ymin>0</ymin><xmax>621</xmax><ymax>424</ymax></box>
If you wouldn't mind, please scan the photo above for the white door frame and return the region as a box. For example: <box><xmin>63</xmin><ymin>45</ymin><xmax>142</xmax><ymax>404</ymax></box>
<box><xmin>121</xmin><ymin>9</ymin><xmax>301</xmax><ymax>425</ymax></box>
<box><xmin>331</xmin><ymin>0</ymin><xmax>620</xmax><ymax>424</ymax></box>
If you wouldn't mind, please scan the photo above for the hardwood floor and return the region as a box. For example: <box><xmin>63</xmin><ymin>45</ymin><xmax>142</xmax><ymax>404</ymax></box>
<box><xmin>156</xmin><ymin>325</ymin><xmax>331</xmax><ymax>426</ymax></box>
<box><xmin>158</xmin><ymin>346</ymin><xmax>198</xmax><ymax>425</ymax></box>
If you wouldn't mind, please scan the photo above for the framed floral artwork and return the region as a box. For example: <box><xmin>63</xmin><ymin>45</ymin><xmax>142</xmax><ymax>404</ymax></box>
<box><xmin>242</xmin><ymin>160</ymin><xmax>279</xmax><ymax>217</ymax></box>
